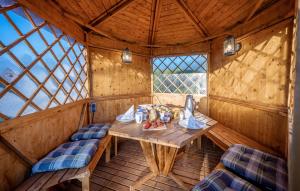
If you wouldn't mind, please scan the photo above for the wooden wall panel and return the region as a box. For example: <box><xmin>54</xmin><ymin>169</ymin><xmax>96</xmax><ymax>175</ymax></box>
<box><xmin>92</xmin><ymin>96</ymin><xmax>152</xmax><ymax>123</ymax></box>
<box><xmin>209</xmin><ymin>21</ymin><xmax>292</xmax><ymax>156</ymax></box>
<box><xmin>90</xmin><ymin>47</ymin><xmax>152</xmax><ymax>123</ymax></box>
<box><xmin>0</xmin><ymin>101</ymin><xmax>86</xmax><ymax>191</ymax></box>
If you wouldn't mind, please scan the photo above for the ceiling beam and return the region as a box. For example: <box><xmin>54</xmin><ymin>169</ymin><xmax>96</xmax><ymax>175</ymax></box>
<box><xmin>245</xmin><ymin>0</ymin><xmax>265</xmax><ymax>22</ymax></box>
<box><xmin>148</xmin><ymin>0</ymin><xmax>162</xmax><ymax>55</ymax></box>
<box><xmin>48</xmin><ymin>0</ymin><xmax>116</xmax><ymax>40</ymax></box>
<box><xmin>88</xmin><ymin>0</ymin><xmax>135</xmax><ymax>27</ymax></box>
<box><xmin>175</xmin><ymin>0</ymin><xmax>209</xmax><ymax>37</ymax></box>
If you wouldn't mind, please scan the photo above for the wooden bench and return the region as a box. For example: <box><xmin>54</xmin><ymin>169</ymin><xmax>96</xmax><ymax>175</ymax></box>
<box><xmin>16</xmin><ymin>135</ymin><xmax>112</xmax><ymax>191</ymax></box>
<box><xmin>205</xmin><ymin>124</ymin><xmax>279</xmax><ymax>156</ymax></box>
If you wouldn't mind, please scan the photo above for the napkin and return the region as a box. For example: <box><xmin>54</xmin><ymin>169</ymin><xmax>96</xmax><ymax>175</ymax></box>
<box><xmin>187</xmin><ymin>111</ymin><xmax>205</xmax><ymax>129</ymax></box>
<box><xmin>120</xmin><ymin>105</ymin><xmax>134</xmax><ymax>120</ymax></box>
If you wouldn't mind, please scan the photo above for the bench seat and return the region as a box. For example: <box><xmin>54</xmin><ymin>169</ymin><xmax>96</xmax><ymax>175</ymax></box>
<box><xmin>205</xmin><ymin>124</ymin><xmax>279</xmax><ymax>156</ymax></box>
<box><xmin>16</xmin><ymin>135</ymin><xmax>112</xmax><ymax>191</ymax></box>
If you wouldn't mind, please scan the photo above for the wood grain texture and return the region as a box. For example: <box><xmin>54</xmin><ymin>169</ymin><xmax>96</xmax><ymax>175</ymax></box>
<box><xmin>0</xmin><ymin>101</ymin><xmax>87</xmax><ymax>191</ymax></box>
<box><xmin>89</xmin><ymin>47</ymin><xmax>151</xmax><ymax>122</ymax></box>
<box><xmin>209</xmin><ymin>21</ymin><xmax>292</xmax><ymax>156</ymax></box>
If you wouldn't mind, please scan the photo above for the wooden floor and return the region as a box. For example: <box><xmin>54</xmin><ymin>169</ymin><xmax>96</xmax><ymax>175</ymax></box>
<box><xmin>68</xmin><ymin>137</ymin><xmax>223</xmax><ymax>191</ymax></box>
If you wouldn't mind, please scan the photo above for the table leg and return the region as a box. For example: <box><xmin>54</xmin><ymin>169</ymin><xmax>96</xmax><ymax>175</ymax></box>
<box><xmin>130</xmin><ymin>141</ymin><xmax>188</xmax><ymax>191</ymax></box>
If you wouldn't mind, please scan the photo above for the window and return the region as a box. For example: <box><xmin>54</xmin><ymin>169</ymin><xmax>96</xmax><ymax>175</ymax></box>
<box><xmin>152</xmin><ymin>54</ymin><xmax>207</xmax><ymax>95</ymax></box>
<box><xmin>0</xmin><ymin>1</ymin><xmax>88</xmax><ymax>122</ymax></box>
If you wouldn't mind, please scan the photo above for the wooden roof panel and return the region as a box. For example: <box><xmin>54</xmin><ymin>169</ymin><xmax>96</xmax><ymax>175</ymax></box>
<box><xmin>95</xmin><ymin>0</ymin><xmax>152</xmax><ymax>43</ymax></box>
<box><xmin>155</xmin><ymin>0</ymin><xmax>202</xmax><ymax>45</ymax></box>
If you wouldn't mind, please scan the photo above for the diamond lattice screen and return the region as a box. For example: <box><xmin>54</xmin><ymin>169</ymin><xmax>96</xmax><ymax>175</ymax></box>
<box><xmin>0</xmin><ymin>1</ymin><xmax>88</xmax><ymax>122</ymax></box>
<box><xmin>152</xmin><ymin>55</ymin><xmax>207</xmax><ymax>94</ymax></box>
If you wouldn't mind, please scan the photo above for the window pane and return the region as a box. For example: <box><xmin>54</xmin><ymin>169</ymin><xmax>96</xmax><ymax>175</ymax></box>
<box><xmin>10</xmin><ymin>41</ymin><xmax>36</xmax><ymax>67</ymax></box>
<box><xmin>69</xmin><ymin>68</ymin><xmax>77</xmax><ymax>82</ymax></box>
<box><xmin>60</xmin><ymin>36</ymin><xmax>70</xmax><ymax>51</ymax></box>
<box><xmin>0</xmin><ymin>0</ymin><xmax>16</xmax><ymax>7</ymax></box>
<box><xmin>0</xmin><ymin>53</ymin><xmax>23</xmax><ymax>82</ymax></box>
<box><xmin>70</xmin><ymin>89</ymin><xmax>78</xmax><ymax>100</ymax></box>
<box><xmin>80</xmin><ymin>72</ymin><xmax>86</xmax><ymax>82</ymax></box>
<box><xmin>49</xmin><ymin>100</ymin><xmax>58</xmax><ymax>108</ymax></box>
<box><xmin>63</xmin><ymin>78</ymin><xmax>72</xmax><ymax>92</ymax></box>
<box><xmin>0</xmin><ymin>90</ymin><xmax>25</xmax><ymax>118</ymax></box>
<box><xmin>56</xmin><ymin>89</ymin><xmax>66</xmax><ymax>104</ymax></box>
<box><xmin>152</xmin><ymin>55</ymin><xmax>207</xmax><ymax>95</ymax></box>
<box><xmin>75</xmin><ymin>79</ymin><xmax>82</xmax><ymax>91</ymax></box>
<box><xmin>7</xmin><ymin>7</ymin><xmax>34</xmax><ymax>35</ymax></box>
<box><xmin>54</xmin><ymin>66</ymin><xmax>65</xmax><ymax>83</ymax></box>
<box><xmin>79</xmin><ymin>54</ymin><xmax>85</xmax><ymax>66</ymax></box>
<box><xmin>44</xmin><ymin>77</ymin><xmax>58</xmax><ymax>95</ymax></box>
<box><xmin>74</xmin><ymin>61</ymin><xmax>81</xmax><ymax>73</ymax></box>
<box><xmin>52</xmin><ymin>26</ymin><xmax>62</xmax><ymax>37</ymax></box>
<box><xmin>30</xmin><ymin>61</ymin><xmax>49</xmax><ymax>83</ymax></box>
<box><xmin>22</xmin><ymin>105</ymin><xmax>37</xmax><ymax>116</ymax></box>
<box><xmin>27</xmin><ymin>32</ymin><xmax>47</xmax><ymax>54</ymax></box>
<box><xmin>42</xmin><ymin>51</ymin><xmax>57</xmax><ymax>70</ymax></box>
<box><xmin>40</xmin><ymin>25</ymin><xmax>56</xmax><ymax>45</ymax></box>
<box><xmin>61</xmin><ymin>57</ymin><xmax>71</xmax><ymax>72</ymax></box>
<box><xmin>0</xmin><ymin>14</ymin><xmax>20</xmax><ymax>46</ymax></box>
<box><xmin>27</xmin><ymin>9</ymin><xmax>44</xmax><ymax>26</ymax></box>
<box><xmin>32</xmin><ymin>89</ymin><xmax>49</xmax><ymax>109</ymax></box>
<box><xmin>68</xmin><ymin>50</ymin><xmax>76</xmax><ymax>63</ymax></box>
<box><xmin>52</xmin><ymin>42</ymin><xmax>64</xmax><ymax>60</ymax></box>
<box><xmin>73</xmin><ymin>44</ymin><xmax>81</xmax><ymax>56</ymax></box>
<box><xmin>14</xmin><ymin>74</ymin><xmax>37</xmax><ymax>98</ymax></box>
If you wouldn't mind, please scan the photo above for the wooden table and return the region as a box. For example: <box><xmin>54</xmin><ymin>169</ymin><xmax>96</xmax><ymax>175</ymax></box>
<box><xmin>109</xmin><ymin>113</ymin><xmax>218</xmax><ymax>190</ymax></box>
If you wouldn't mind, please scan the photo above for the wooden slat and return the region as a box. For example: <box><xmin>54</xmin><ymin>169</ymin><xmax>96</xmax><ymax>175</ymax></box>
<box><xmin>89</xmin><ymin>0</ymin><xmax>135</xmax><ymax>27</ymax></box>
<box><xmin>245</xmin><ymin>0</ymin><xmax>265</xmax><ymax>22</ymax></box>
<box><xmin>205</xmin><ymin>124</ymin><xmax>280</xmax><ymax>156</ymax></box>
<box><xmin>175</xmin><ymin>0</ymin><xmax>208</xmax><ymax>37</ymax></box>
<box><xmin>148</xmin><ymin>0</ymin><xmax>162</xmax><ymax>56</ymax></box>
<box><xmin>0</xmin><ymin>135</ymin><xmax>37</xmax><ymax>165</ymax></box>
<box><xmin>17</xmin><ymin>135</ymin><xmax>112</xmax><ymax>190</ymax></box>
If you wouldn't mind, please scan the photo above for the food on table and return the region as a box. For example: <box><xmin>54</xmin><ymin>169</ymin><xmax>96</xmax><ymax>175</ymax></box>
<box><xmin>143</xmin><ymin>119</ymin><xmax>164</xmax><ymax>129</ymax></box>
<box><xmin>149</xmin><ymin>109</ymin><xmax>158</xmax><ymax>122</ymax></box>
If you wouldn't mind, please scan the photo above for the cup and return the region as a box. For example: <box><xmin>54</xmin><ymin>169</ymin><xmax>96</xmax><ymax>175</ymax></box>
<box><xmin>135</xmin><ymin>112</ymin><xmax>143</xmax><ymax>124</ymax></box>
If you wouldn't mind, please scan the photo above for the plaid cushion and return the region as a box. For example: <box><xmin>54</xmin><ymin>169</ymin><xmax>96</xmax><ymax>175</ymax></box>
<box><xmin>192</xmin><ymin>169</ymin><xmax>260</xmax><ymax>191</ymax></box>
<box><xmin>32</xmin><ymin>139</ymin><xmax>99</xmax><ymax>174</ymax></box>
<box><xmin>70</xmin><ymin>124</ymin><xmax>111</xmax><ymax>141</ymax></box>
<box><xmin>221</xmin><ymin>144</ymin><xmax>287</xmax><ymax>191</ymax></box>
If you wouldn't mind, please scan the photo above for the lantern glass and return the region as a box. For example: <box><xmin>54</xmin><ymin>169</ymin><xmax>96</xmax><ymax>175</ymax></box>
<box><xmin>122</xmin><ymin>48</ymin><xmax>132</xmax><ymax>64</ymax></box>
<box><xmin>224</xmin><ymin>36</ymin><xmax>235</xmax><ymax>56</ymax></box>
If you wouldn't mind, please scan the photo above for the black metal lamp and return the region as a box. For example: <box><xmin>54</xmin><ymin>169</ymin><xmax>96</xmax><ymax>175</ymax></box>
<box><xmin>122</xmin><ymin>48</ymin><xmax>132</xmax><ymax>64</ymax></box>
<box><xmin>224</xmin><ymin>35</ymin><xmax>241</xmax><ymax>56</ymax></box>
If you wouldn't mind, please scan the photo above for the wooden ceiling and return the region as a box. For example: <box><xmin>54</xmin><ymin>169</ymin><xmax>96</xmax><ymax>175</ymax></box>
<box><xmin>51</xmin><ymin>0</ymin><xmax>286</xmax><ymax>47</ymax></box>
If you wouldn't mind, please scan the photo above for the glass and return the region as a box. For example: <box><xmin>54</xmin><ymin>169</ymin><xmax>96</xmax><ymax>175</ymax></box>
<box><xmin>7</xmin><ymin>7</ymin><xmax>34</xmax><ymax>35</ymax></box>
<box><xmin>32</xmin><ymin>89</ymin><xmax>50</xmax><ymax>109</ymax></box>
<box><xmin>0</xmin><ymin>90</ymin><xmax>25</xmax><ymax>118</ymax></box>
<box><xmin>10</xmin><ymin>41</ymin><xmax>36</xmax><ymax>67</ymax></box>
<box><xmin>0</xmin><ymin>14</ymin><xmax>20</xmax><ymax>46</ymax></box>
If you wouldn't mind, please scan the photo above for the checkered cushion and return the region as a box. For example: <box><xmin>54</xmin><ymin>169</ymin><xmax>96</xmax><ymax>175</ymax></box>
<box><xmin>221</xmin><ymin>144</ymin><xmax>288</xmax><ymax>191</ymax></box>
<box><xmin>32</xmin><ymin>139</ymin><xmax>99</xmax><ymax>174</ymax></box>
<box><xmin>70</xmin><ymin>124</ymin><xmax>111</xmax><ymax>141</ymax></box>
<box><xmin>192</xmin><ymin>169</ymin><xmax>260</xmax><ymax>191</ymax></box>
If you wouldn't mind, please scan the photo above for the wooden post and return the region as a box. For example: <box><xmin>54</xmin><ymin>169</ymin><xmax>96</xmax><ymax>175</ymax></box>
<box><xmin>289</xmin><ymin>1</ymin><xmax>300</xmax><ymax>190</ymax></box>
<box><xmin>81</xmin><ymin>175</ymin><xmax>90</xmax><ymax>191</ymax></box>
<box><xmin>114</xmin><ymin>136</ymin><xmax>118</xmax><ymax>156</ymax></box>
<box><xmin>105</xmin><ymin>140</ymin><xmax>111</xmax><ymax>163</ymax></box>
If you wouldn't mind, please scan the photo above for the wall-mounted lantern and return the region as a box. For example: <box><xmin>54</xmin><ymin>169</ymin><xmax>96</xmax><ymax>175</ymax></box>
<box><xmin>122</xmin><ymin>48</ymin><xmax>132</xmax><ymax>64</ymax></box>
<box><xmin>224</xmin><ymin>35</ymin><xmax>241</xmax><ymax>56</ymax></box>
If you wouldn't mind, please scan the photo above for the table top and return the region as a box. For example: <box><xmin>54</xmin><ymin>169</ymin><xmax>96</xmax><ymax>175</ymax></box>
<box><xmin>109</xmin><ymin>112</ymin><xmax>218</xmax><ymax>148</ymax></box>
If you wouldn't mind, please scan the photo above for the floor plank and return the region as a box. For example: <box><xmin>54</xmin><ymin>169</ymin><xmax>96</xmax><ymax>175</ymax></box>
<box><xmin>66</xmin><ymin>136</ymin><xmax>223</xmax><ymax>191</ymax></box>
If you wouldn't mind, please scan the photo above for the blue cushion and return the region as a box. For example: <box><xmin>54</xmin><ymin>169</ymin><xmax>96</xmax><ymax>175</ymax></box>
<box><xmin>192</xmin><ymin>169</ymin><xmax>260</xmax><ymax>191</ymax></box>
<box><xmin>70</xmin><ymin>124</ymin><xmax>111</xmax><ymax>141</ymax></box>
<box><xmin>221</xmin><ymin>144</ymin><xmax>287</xmax><ymax>191</ymax></box>
<box><xmin>32</xmin><ymin>139</ymin><xmax>99</xmax><ymax>174</ymax></box>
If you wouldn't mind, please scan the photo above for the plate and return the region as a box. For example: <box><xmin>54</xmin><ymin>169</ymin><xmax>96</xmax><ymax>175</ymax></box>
<box><xmin>116</xmin><ymin>114</ymin><xmax>134</xmax><ymax>123</ymax></box>
<box><xmin>178</xmin><ymin>119</ymin><xmax>206</xmax><ymax>129</ymax></box>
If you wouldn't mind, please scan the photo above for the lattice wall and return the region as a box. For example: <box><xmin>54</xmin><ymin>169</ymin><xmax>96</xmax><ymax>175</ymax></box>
<box><xmin>0</xmin><ymin>1</ymin><xmax>88</xmax><ymax>122</ymax></box>
<box><xmin>152</xmin><ymin>55</ymin><xmax>207</xmax><ymax>94</ymax></box>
